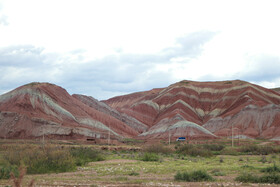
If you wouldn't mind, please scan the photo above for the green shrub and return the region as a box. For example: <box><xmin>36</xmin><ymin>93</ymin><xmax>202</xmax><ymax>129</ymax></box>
<box><xmin>259</xmin><ymin>174</ymin><xmax>280</xmax><ymax>184</ymax></box>
<box><xmin>143</xmin><ymin>144</ymin><xmax>173</xmax><ymax>155</ymax></box>
<box><xmin>70</xmin><ymin>147</ymin><xmax>105</xmax><ymax>166</ymax></box>
<box><xmin>261</xmin><ymin>164</ymin><xmax>280</xmax><ymax>173</ymax></box>
<box><xmin>128</xmin><ymin>171</ymin><xmax>139</xmax><ymax>176</ymax></box>
<box><xmin>24</xmin><ymin>147</ymin><xmax>76</xmax><ymax>174</ymax></box>
<box><xmin>0</xmin><ymin>165</ymin><xmax>19</xmax><ymax>179</ymax></box>
<box><xmin>3</xmin><ymin>145</ymin><xmax>76</xmax><ymax>174</ymax></box>
<box><xmin>141</xmin><ymin>153</ymin><xmax>160</xmax><ymax>162</ymax></box>
<box><xmin>220</xmin><ymin>147</ymin><xmax>240</xmax><ymax>156</ymax></box>
<box><xmin>176</xmin><ymin>144</ymin><xmax>213</xmax><ymax>157</ymax></box>
<box><xmin>202</xmin><ymin>144</ymin><xmax>225</xmax><ymax>151</ymax></box>
<box><xmin>235</xmin><ymin>173</ymin><xmax>258</xmax><ymax>183</ymax></box>
<box><xmin>239</xmin><ymin>145</ymin><xmax>259</xmax><ymax>154</ymax></box>
<box><xmin>211</xmin><ymin>169</ymin><xmax>225</xmax><ymax>176</ymax></box>
<box><xmin>240</xmin><ymin>145</ymin><xmax>275</xmax><ymax>155</ymax></box>
<box><xmin>174</xmin><ymin>170</ymin><xmax>214</xmax><ymax>182</ymax></box>
<box><xmin>235</xmin><ymin>173</ymin><xmax>280</xmax><ymax>184</ymax></box>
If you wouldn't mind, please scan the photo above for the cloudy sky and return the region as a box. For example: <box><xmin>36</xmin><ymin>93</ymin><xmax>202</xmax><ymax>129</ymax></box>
<box><xmin>0</xmin><ymin>0</ymin><xmax>280</xmax><ymax>100</ymax></box>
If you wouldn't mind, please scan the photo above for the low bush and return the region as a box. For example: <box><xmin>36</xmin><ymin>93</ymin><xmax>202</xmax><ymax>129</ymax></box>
<box><xmin>70</xmin><ymin>147</ymin><xmax>105</xmax><ymax>166</ymax></box>
<box><xmin>128</xmin><ymin>171</ymin><xmax>139</xmax><ymax>176</ymax></box>
<box><xmin>202</xmin><ymin>144</ymin><xmax>225</xmax><ymax>151</ymax></box>
<box><xmin>220</xmin><ymin>147</ymin><xmax>240</xmax><ymax>156</ymax></box>
<box><xmin>2</xmin><ymin>144</ymin><xmax>105</xmax><ymax>174</ymax></box>
<box><xmin>0</xmin><ymin>165</ymin><xmax>19</xmax><ymax>179</ymax></box>
<box><xmin>23</xmin><ymin>146</ymin><xmax>76</xmax><ymax>174</ymax></box>
<box><xmin>261</xmin><ymin>164</ymin><xmax>280</xmax><ymax>173</ymax></box>
<box><xmin>211</xmin><ymin>169</ymin><xmax>225</xmax><ymax>176</ymax></box>
<box><xmin>235</xmin><ymin>173</ymin><xmax>280</xmax><ymax>184</ymax></box>
<box><xmin>174</xmin><ymin>170</ymin><xmax>214</xmax><ymax>182</ymax></box>
<box><xmin>143</xmin><ymin>144</ymin><xmax>173</xmax><ymax>155</ymax></box>
<box><xmin>176</xmin><ymin>144</ymin><xmax>213</xmax><ymax>157</ymax></box>
<box><xmin>141</xmin><ymin>152</ymin><xmax>160</xmax><ymax>161</ymax></box>
<box><xmin>259</xmin><ymin>173</ymin><xmax>280</xmax><ymax>184</ymax></box>
<box><xmin>240</xmin><ymin>145</ymin><xmax>276</xmax><ymax>155</ymax></box>
<box><xmin>235</xmin><ymin>173</ymin><xmax>259</xmax><ymax>183</ymax></box>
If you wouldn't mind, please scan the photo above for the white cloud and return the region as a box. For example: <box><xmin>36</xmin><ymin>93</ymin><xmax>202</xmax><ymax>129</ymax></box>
<box><xmin>0</xmin><ymin>0</ymin><xmax>280</xmax><ymax>99</ymax></box>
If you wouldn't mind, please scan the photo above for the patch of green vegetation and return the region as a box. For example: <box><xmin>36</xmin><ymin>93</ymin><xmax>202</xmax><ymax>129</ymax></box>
<box><xmin>240</xmin><ymin>145</ymin><xmax>277</xmax><ymax>155</ymax></box>
<box><xmin>211</xmin><ymin>169</ymin><xmax>225</xmax><ymax>176</ymax></box>
<box><xmin>235</xmin><ymin>173</ymin><xmax>259</xmax><ymax>183</ymax></box>
<box><xmin>128</xmin><ymin>171</ymin><xmax>140</xmax><ymax>176</ymax></box>
<box><xmin>176</xmin><ymin>144</ymin><xmax>213</xmax><ymax>157</ymax></box>
<box><xmin>113</xmin><ymin>176</ymin><xmax>128</xmax><ymax>181</ymax></box>
<box><xmin>174</xmin><ymin>170</ymin><xmax>214</xmax><ymax>182</ymax></box>
<box><xmin>261</xmin><ymin>164</ymin><xmax>280</xmax><ymax>173</ymax></box>
<box><xmin>70</xmin><ymin>147</ymin><xmax>105</xmax><ymax>166</ymax></box>
<box><xmin>141</xmin><ymin>153</ymin><xmax>160</xmax><ymax>162</ymax></box>
<box><xmin>143</xmin><ymin>144</ymin><xmax>173</xmax><ymax>155</ymax></box>
<box><xmin>2</xmin><ymin>144</ymin><xmax>105</xmax><ymax>174</ymax></box>
<box><xmin>235</xmin><ymin>173</ymin><xmax>280</xmax><ymax>184</ymax></box>
<box><xmin>0</xmin><ymin>164</ymin><xmax>19</xmax><ymax>179</ymax></box>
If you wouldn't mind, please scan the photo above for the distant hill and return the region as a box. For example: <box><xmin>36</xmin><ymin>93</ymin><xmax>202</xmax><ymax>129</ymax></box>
<box><xmin>0</xmin><ymin>82</ymin><xmax>138</xmax><ymax>140</ymax></box>
<box><xmin>272</xmin><ymin>87</ymin><xmax>280</xmax><ymax>94</ymax></box>
<box><xmin>1</xmin><ymin>80</ymin><xmax>280</xmax><ymax>141</ymax></box>
<box><xmin>105</xmin><ymin>80</ymin><xmax>280</xmax><ymax>140</ymax></box>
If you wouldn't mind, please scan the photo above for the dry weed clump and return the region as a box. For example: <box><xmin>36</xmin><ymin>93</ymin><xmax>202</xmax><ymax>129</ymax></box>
<box><xmin>10</xmin><ymin>166</ymin><xmax>35</xmax><ymax>187</ymax></box>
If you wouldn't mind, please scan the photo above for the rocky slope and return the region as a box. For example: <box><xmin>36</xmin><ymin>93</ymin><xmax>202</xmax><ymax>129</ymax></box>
<box><xmin>1</xmin><ymin>80</ymin><xmax>280</xmax><ymax>141</ymax></box>
<box><xmin>105</xmin><ymin>80</ymin><xmax>280</xmax><ymax>140</ymax></box>
<box><xmin>0</xmin><ymin>82</ymin><xmax>138</xmax><ymax>140</ymax></box>
<box><xmin>272</xmin><ymin>88</ymin><xmax>280</xmax><ymax>94</ymax></box>
<box><xmin>73</xmin><ymin>94</ymin><xmax>148</xmax><ymax>133</ymax></box>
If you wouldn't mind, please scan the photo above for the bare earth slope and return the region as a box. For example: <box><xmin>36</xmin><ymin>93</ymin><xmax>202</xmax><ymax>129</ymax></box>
<box><xmin>73</xmin><ymin>94</ymin><xmax>148</xmax><ymax>133</ymax></box>
<box><xmin>0</xmin><ymin>83</ymin><xmax>138</xmax><ymax>139</ymax></box>
<box><xmin>104</xmin><ymin>80</ymin><xmax>280</xmax><ymax>140</ymax></box>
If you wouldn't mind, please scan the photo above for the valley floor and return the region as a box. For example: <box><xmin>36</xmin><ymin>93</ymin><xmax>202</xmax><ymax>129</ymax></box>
<box><xmin>1</xmin><ymin>139</ymin><xmax>280</xmax><ymax>186</ymax></box>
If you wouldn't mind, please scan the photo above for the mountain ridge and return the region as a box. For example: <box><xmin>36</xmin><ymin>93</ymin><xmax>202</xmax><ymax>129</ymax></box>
<box><xmin>1</xmin><ymin>80</ymin><xmax>280</xmax><ymax>140</ymax></box>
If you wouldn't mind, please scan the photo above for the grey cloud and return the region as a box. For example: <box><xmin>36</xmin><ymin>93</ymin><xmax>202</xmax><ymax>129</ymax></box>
<box><xmin>0</xmin><ymin>45</ymin><xmax>62</xmax><ymax>93</ymax></box>
<box><xmin>162</xmin><ymin>31</ymin><xmax>216</xmax><ymax>59</ymax></box>
<box><xmin>240</xmin><ymin>55</ymin><xmax>280</xmax><ymax>82</ymax></box>
<box><xmin>0</xmin><ymin>31</ymin><xmax>216</xmax><ymax>100</ymax></box>
<box><xmin>0</xmin><ymin>15</ymin><xmax>8</xmax><ymax>26</ymax></box>
<box><xmin>196</xmin><ymin>54</ymin><xmax>280</xmax><ymax>86</ymax></box>
<box><xmin>0</xmin><ymin>45</ymin><xmax>45</xmax><ymax>67</ymax></box>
